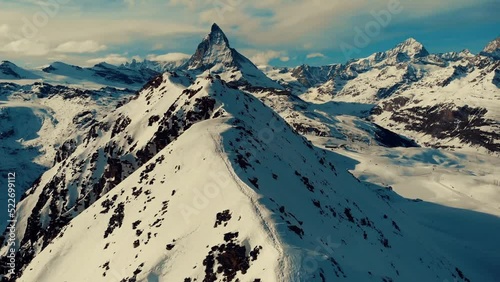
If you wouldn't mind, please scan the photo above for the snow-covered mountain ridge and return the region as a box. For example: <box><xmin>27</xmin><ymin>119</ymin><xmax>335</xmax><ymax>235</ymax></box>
<box><xmin>0</xmin><ymin>61</ymin><xmax>40</xmax><ymax>80</ymax></box>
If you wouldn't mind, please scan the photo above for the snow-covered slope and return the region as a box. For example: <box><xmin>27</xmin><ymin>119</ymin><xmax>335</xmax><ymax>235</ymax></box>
<box><xmin>0</xmin><ymin>61</ymin><xmax>40</xmax><ymax>80</ymax></box>
<box><xmin>370</xmin><ymin>56</ymin><xmax>499</xmax><ymax>154</ymax></box>
<box><xmin>328</xmin><ymin>144</ymin><xmax>500</xmax><ymax>217</ymax></box>
<box><xmin>262</xmin><ymin>64</ymin><xmax>339</xmax><ymax>100</ymax></box>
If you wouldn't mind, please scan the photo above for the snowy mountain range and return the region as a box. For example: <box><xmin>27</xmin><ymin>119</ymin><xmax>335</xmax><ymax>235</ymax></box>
<box><xmin>0</xmin><ymin>61</ymin><xmax>40</xmax><ymax>80</ymax></box>
<box><xmin>121</xmin><ymin>55</ymin><xmax>189</xmax><ymax>74</ymax></box>
<box><xmin>1</xmin><ymin>24</ymin><xmax>499</xmax><ymax>282</ymax></box>
<box><xmin>480</xmin><ymin>37</ymin><xmax>500</xmax><ymax>59</ymax></box>
<box><xmin>265</xmin><ymin>37</ymin><xmax>500</xmax><ymax>154</ymax></box>
<box><xmin>0</xmin><ymin>61</ymin><xmax>158</xmax><ymax>90</ymax></box>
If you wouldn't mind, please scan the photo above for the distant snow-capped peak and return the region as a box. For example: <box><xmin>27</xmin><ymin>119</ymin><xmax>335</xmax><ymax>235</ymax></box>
<box><xmin>480</xmin><ymin>37</ymin><xmax>500</xmax><ymax>59</ymax></box>
<box><xmin>434</xmin><ymin>49</ymin><xmax>475</xmax><ymax>62</ymax></box>
<box><xmin>122</xmin><ymin>54</ymin><xmax>190</xmax><ymax>73</ymax></box>
<box><xmin>390</xmin><ymin>37</ymin><xmax>429</xmax><ymax>58</ymax></box>
<box><xmin>483</xmin><ymin>37</ymin><xmax>500</xmax><ymax>53</ymax></box>
<box><xmin>357</xmin><ymin>38</ymin><xmax>430</xmax><ymax>67</ymax></box>
<box><xmin>374</xmin><ymin>37</ymin><xmax>429</xmax><ymax>64</ymax></box>
<box><xmin>183</xmin><ymin>23</ymin><xmax>236</xmax><ymax>70</ymax></box>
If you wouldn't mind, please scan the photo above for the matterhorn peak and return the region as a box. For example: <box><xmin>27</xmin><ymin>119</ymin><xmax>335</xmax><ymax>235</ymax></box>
<box><xmin>205</xmin><ymin>23</ymin><xmax>230</xmax><ymax>47</ymax></box>
<box><xmin>183</xmin><ymin>23</ymin><xmax>234</xmax><ymax>70</ymax></box>
<box><xmin>180</xmin><ymin>23</ymin><xmax>282</xmax><ymax>89</ymax></box>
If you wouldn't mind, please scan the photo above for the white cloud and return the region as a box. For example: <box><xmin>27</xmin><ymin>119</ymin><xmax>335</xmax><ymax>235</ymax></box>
<box><xmin>152</xmin><ymin>43</ymin><xmax>165</xmax><ymax>50</ymax></box>
<box><xmin>1</xmin><ymin>38</ymin><xmax>49</xmax><ymax>56</ymax></box>
<box><xmin>55</xmin><ymin>40</ymin><xmax>107</xmax><ymax>54</ymax></box>
<box><xmin>245</xmin><ymin>50</ymin><xmax>287</xmax><ymax>66</ymax></box>
<box><xmin>306</xmin><ymin>52</ymin><xmax>326</xmax><ymax>59</ymax></box>
<box><xmin>146</xmin><ymin>52</ymin><xmax>191</xmax><ymax>62</ymax></box>
<box><xmin>0</xmin><ymin>24</ymin><xmax>10</xmax><ymax>39</ymax></box>
<box><xmin>131</xmin><ymin>55</ymin><xmax>142</xmax><ymax>61</ymax></box>
<box><xmin>168</xmin><ymin>0</ymin><xmax>492</xmax><ymax>49</ymax></box>
<box><xmin>0</xmin><ymin>9</ymin><xmax>205</xmax><ymax>47</ymax></box>
<box><xmin>86</xmin><ymin>54</ymin><xmax>129</xmax><ymax>65</ymax></box>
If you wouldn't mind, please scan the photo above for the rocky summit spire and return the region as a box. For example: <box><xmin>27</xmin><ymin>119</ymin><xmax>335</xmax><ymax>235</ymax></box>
<box><xmin>180</xmin><ymin>23</ymin><xmax>283</xmax><ymax>89</ymax></box>
<box><xmin>183</xmin><ymin>23</ymin><xmax>234</xmax><ymax>70</ymax></box>
<box><xmin>209</xmin><ymin>23</ymin><xmax>230</xmax><ymax>47</ymax></box>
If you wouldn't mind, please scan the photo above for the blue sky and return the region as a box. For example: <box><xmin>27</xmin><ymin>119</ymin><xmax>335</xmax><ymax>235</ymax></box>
<box><xmin>0</xmin><ymin>0</ymin><xmax>498</xmax><ymax>67</ymax></box>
